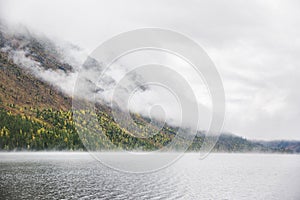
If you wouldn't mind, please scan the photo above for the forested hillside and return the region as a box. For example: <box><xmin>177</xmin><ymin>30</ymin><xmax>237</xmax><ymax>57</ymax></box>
<box><xmin>0</xmin><ymin>23</ymin><xmax>299</xmax><ymax>153</ymax></box>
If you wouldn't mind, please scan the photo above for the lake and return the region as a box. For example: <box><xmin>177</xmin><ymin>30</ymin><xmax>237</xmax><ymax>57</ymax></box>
<box><xmin>0</xmin><ymin>152</ymin><xmax>299</xmax><ymax>199</ymax></box>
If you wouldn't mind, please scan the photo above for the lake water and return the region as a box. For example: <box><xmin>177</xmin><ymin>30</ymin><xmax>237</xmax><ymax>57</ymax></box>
<box><xmin>0</xmin><ymin>153</ymin><xmax>299</xmax><ymax>199</ymax></box>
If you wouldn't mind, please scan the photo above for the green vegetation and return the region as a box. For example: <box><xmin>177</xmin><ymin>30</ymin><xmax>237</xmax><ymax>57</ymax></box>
<box><xmin>0</xmin><ymin>108</ymin><xmax>84</xmax><ymax>150</ymax></box>
<box><xmin>0</xmin><ymin>103</ymin><xmax>182</xmax><ymax>151</ymax></box>
<box><xmin>0</xmin><ymin>104</ymin><xmax>183</xmax><ymax>151</ymax></box>
<box><xmin>0</xmin><ymin>106</ymin><xmax>297</xmax><ymax>153</ymax></box>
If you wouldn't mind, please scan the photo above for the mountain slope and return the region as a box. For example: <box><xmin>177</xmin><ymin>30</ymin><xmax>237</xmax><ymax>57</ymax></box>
<box><xmin>0</xmin><ymin>23</ymin><xmax>299</xmax><ymax>153</ymax></box>
<box><xmin>0</xmin><ymin>25</ymin><xmax>72</xmax><ymax>113</ymax></box>
<box><xmin>0</xmin><ymin>51</ymin><xmax>71</xmax><ymax>112</ymax></box>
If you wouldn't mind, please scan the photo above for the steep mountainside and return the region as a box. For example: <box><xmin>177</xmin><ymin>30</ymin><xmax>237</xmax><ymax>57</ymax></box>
<box><xmin>0</xmin><ymin>25</ymin><xmax>72</xmax><ymax>113</ymax></box>
<box><xmin>0</xmin><ymin>23</ymin><xmax>299</xmax><ymax>153</ymax></box>
<box><xmin>0</xmin><ymin>51</ymin><xmax>71</xmax><ymax>112</ymax></box>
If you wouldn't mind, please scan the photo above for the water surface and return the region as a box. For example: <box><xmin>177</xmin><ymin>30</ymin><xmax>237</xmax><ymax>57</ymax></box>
<box><xmin>0</xmin><ymin>152</ymin><xmax>299</xmax><ymax>199</ymax></box>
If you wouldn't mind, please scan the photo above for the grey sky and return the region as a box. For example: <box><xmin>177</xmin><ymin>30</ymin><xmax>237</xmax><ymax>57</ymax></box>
<box><xmin>0</xmin><ymin>0</ymin><xmax>300</xmax><ymax>140</ymax></box>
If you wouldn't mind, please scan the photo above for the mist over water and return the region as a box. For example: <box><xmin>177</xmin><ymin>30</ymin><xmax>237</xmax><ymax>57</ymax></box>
<box><xmin>0</xmin><ymin>152</ymin><xmax>299</xmax><ymax>200</ymax></box>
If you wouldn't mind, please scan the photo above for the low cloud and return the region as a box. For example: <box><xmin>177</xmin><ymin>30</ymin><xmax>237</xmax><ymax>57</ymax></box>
<box><xmin>1</xmin><ymin>0</ymin><xmax>300</xmax><ymax>139</ymax></box>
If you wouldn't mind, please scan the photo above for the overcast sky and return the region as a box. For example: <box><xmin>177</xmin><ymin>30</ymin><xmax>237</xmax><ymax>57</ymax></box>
<box><xmin>0</xmin><ymin>0</ymin><xmax>300</xmax><ymax>140</ymax></box>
